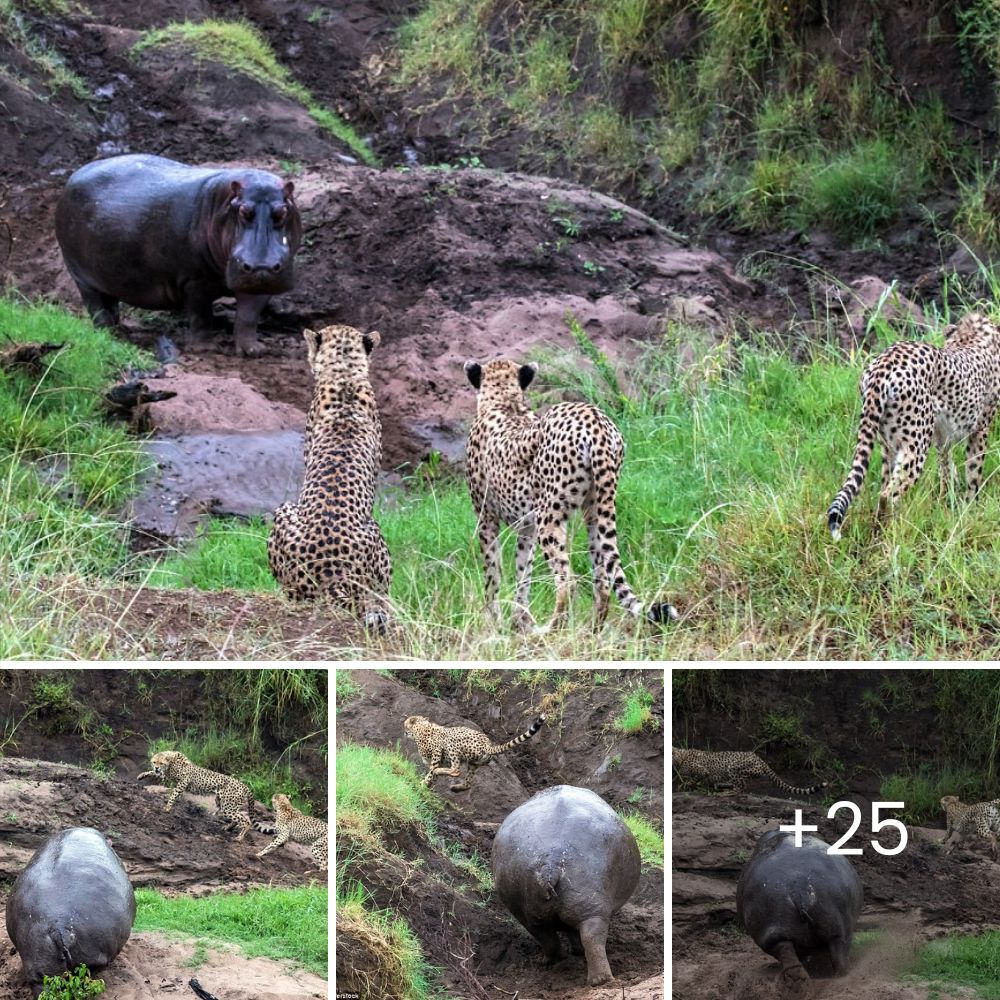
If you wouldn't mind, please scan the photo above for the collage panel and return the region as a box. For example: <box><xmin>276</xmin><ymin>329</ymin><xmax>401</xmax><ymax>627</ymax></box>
<box><xmin>0</xmin><ymin>667</ymin><xmax>328</xmax><ymax>1000</ymax></box>
<box><xmin>672</xmin><ymin>667</ymin><xmax>1000</xmax><ymax>1000</ymax></box>
<box><xmin>334</xmin><ymin>666</ymin><xmax>665</xmax><ymax>1000</ymax></box>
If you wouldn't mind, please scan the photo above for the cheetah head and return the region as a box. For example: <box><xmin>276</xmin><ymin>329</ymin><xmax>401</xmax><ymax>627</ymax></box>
<box><xmin>149</xmin><ymin>749</ymin><xmax>186</xmax><ymax>776</ymax></box>
<box><xmin>465</xmin><ymin>359</ymin><xmax>538</xmax><ymax>407</ymax></box>
<box><xmin>940</xmin><ymin>794</ymin><xmax>961</xmax><ymax>811</ymax></box>
<box><xmin>402</xmin><ymin>715</ymin><xmax>426</xmax><ymax>739</ymax></box>
<box><xmin>304</xmin><ymin>324</ymin><xmax>380</xmax><ymax>381</ymax></box>
<box><xmin>271</xmin><ymin>792</ymin><xmax>294</xmax><ymax>816</ymax></box>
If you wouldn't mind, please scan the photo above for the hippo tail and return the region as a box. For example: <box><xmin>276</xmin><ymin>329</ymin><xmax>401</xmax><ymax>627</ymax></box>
<box><xmin>51</xmin><ymin>927</ymin><xmax>75</xmax><ymax>967</ymax></box>
<box><xmin>487</xmin><ymin>715</ymin><xmax>546</xmax><ymax>756</ymax></box>
<box><xmin>761</xmin><ymin>762</ymin><xmax>827</xmax><ymax>797</ymax></box>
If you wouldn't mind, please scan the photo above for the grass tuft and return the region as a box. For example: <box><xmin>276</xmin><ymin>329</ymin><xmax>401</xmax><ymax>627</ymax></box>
<box><xmin>620</xmin><ymin>811</ymin><xmax>664</xmax><ymax>868</ymax></box>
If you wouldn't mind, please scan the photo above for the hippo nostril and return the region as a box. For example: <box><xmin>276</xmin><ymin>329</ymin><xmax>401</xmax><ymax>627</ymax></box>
<box><xmin>240</xmin><ymin>261</ymin><xmax>253</xmax><ymax>273</ymax></box>
<box><xmin>271</xmin><ymin>263</ymin><xmax>282</xmax><ymax>273</ymax></box>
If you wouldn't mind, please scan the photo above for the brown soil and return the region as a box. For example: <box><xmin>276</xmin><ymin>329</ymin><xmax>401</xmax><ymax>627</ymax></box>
<box><xmin>0</xmin><ymin>758</ymin><xmax>326</xmax><ymax>1000</ymax></box>
<box><xmin>672</xmin><ymin>669</ymin><xmax>1000</xmax><ymax>1000</ymax></box>
<box><xmin>335</xmin><ymin>668</ymin><xmax>664</xmax><ymax>999</ymax></box>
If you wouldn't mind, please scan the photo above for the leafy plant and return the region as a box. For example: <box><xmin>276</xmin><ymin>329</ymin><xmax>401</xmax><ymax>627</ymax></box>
<box><xmin>39</xmin><ymin>965</ymin><xmax>105</xmax><ymax>1000</ymax></box>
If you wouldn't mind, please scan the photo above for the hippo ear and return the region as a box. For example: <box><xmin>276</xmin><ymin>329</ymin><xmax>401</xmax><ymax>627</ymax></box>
<box><xmin>362</xmin><ymin>330</ymin><xmax>381</xmax><ymax>354</ymax></box>
<box><xmin>518</xmin><ymin>363</ymin><xmax>538</xmax><ymax>390</ymax></box>
<box><xmin>303</xmin><ymin>328</ymin><xmax>321</xmax><ymax>367</ymax></box>
<box><xmin>283</xmin><ymin>181</ymin><xmax>295</xmax><ymax>202</ymax></box>
<box><xmin>465</xmin><ymin>360</ymin><xmax>482</xmax><ymax>389</ymax></box>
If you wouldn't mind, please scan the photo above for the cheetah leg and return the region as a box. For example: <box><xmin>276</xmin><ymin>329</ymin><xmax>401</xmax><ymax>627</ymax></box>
<box><xmin>536</xmin><ymin>506</ymin><xmax>572</xmax><ymax>631</ymax></box>
<box><xmin>477</xmin><ymin>514</ymin><xmax>503</xmax><ymax>620</ymax></box>
<box><xmin>512</xmin><ymin>516</ymin><xmax>538</xmax><ymax>631</ymax></box>
<box><xmin>423</xmin><ymin>748</ymin><xmax>443</xmax><ymax>787</ymax></box>
<box><xmin>362</xmin><ymin>521</ymin><xmax>393</xmax><ymax>633</ymax></box>
<box><xmin>164</xmin><ymin>776</ymin><xmax>191</xmax><ymax>812</ymax></box>
<box><xmin>874</xmin><ymin>448</ymin><xmax>892</xmax><ymax>526</ymax></box>
<box><xmin>257</xmin><ymin>830</ymin><xmax>289</xmax><ymax>858</ymax></box>
<box><xmin>232</xmin><ymin>812</ymin><xmax>252</xmax><ymax>842</ymax></box>
<box><xmin>882</xmin><ymin>435</ymin><xmax>931</xmax><ymax>513</ymax></box>
<box><xmin>311</xmin><ymin>838</ymin><xmax>328</xmax><ymax>871</ymax></box>
<box><xmin>964</xmin><ymin>412</ymin><xmax>996</xmax><ymax>501</ymax></box>
<box><xmin>938</xmin><ymin>445</ymin><xmax>957</xmax><ymax>505</ymax></box>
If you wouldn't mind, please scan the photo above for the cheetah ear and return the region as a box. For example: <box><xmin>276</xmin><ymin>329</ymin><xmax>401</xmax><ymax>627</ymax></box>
<box><xmin>465</xmin><ymin>360</ymin><xmax>482</xmax><ymax>389</ymax></box>
<box><xmin>362</xmin><ymin>330</ymin><xmax>381</xmax><ymax>354</ymax></box>
<box><xmin>518</xmin><ymin>363</ymin><xmax>538</xmax><ymax>390</ymax></box>
<box><xmin>303</xmin><ymin>328</ymin><xmax>321</xmax><ymax>367</ymax></box>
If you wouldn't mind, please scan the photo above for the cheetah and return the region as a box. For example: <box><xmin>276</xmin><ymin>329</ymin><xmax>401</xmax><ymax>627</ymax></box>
<box><xmin>404</xmin><ymin>713</ymin><xmax>545</xmax><ymax>791</ymax></box>
<box><xmin>672</xmin><ymin>747</ymin><xmax>826</xmax><ymax>797</ymax></box>
<box><xmin>828</xmin><ymin>312</ymin><xmax>1000</xmax><ymax>539</ymax></box>
<box><xmin>463</xmin><ymin>358</ymin><xmax>678</xmax><ymax>631</ymax></box>
<box><xmin>940</xmin><ymin>794</ymin><xmax>1000</xmax><ymax>856</ymax></box>
<box><xmin>254</xmin><ymin>793</ymin><xmax>328</xmax><ymax>871</ymax></box>
<box><xmin>137</xmin><ymin>750</ymin><xmax>254</xmax><ymax>840</ymax></box>
<box><xmin>267</xmin><ymin>324</ymin><xmax>392</xmax><ymax>631</ymax></box>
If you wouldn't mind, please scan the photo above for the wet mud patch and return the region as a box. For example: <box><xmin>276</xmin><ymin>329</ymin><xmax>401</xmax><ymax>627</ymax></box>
<box><xmin>672</xmin><ymin>791</ymin><xmax>1000</xmax><ymax>1000</ymax></box>
<box><xmin>336</xmin><ymin>668</ymin><xmax>665</xmax><ymax>999</ymax></box>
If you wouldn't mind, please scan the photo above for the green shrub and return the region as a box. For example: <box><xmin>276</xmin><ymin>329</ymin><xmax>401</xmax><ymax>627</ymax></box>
<box><xmin>38</xmin><ymin>965</ymin><xmax>105</xmax><ymax>1000</ymax></box>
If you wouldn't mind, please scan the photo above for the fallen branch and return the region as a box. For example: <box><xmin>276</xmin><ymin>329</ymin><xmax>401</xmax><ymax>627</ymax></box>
<box><xmin>188</xmin><ymin>980</ymin><xmax>220</xmax><ymax>1000</ymax></box>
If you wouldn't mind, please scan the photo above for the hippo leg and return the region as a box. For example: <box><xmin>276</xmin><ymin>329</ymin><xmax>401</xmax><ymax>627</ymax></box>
<box><xmin>72</xmin><ymin>277</ymin><xmax>120</xmax><ymax>328</ymax></box>
<box><xmin>233</xmin><ymin>293</ymin><xmax>270</xmax><ymax>357</ymax></box>
<box><xmin>579</xmin><ymin>914</ymin><xmax>614</xmax><ymax>986</ymax></box>
<box><xmin>828</xmin><ymin>935</ymin><xmax>852</xmax><ymax>976</ymax></box>
<box><xmin>527</xmin><ymin>921</ymin><xmax>563</xmax><ymax>965</ymax></box>
<box><xmin>182</xmin><ymin>281</ymin><xmax>218</xmax><ymax>351</ymax></box>
<box><xmin>771</xmin><ymin>940</ymin><xmax>809</xmax><ymax>993</ymax></box>
<box><xmin>567</xmin><ymin>928</ymin><xmax>584</xmax><ymax>956</ymax></box>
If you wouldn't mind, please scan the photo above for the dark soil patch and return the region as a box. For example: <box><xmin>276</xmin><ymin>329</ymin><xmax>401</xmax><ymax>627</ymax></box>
<box><xmin>336</xmin><ymin>667</ymin><xmax>665</xmax><ymax>999</ymax></box>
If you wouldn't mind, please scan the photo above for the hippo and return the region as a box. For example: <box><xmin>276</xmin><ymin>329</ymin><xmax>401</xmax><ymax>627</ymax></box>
<box><xmin>736</xmin><ymin>830</ymin><xmax>863</xmax><ymax>992</ymax></box>
<box><xmin>55</xmin><ymin>153</ymin><xmax>303</xmax><ymax>357</ymax></box>
<box><xmin>492</xmin><ymin>785</ymin><xmax>640</xmax><ymax>986</ymax></box>
<box><xmin>5</xmin><ymin>827</ymin><xmax>136</xmax><ymax>997</ymax></box>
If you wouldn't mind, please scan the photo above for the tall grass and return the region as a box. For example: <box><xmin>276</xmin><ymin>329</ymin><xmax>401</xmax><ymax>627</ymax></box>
<box><xmin>916</xmin><ymin>932</ymin><xmax>1000</xmax><ymax>999</ymax></box>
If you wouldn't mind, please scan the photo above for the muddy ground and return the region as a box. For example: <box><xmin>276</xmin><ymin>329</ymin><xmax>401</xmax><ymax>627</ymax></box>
<box><xmin>672</xmin><ymin>669</ymin><xmax>1000</xmax><ymax>1000</ymax></box>
<box><xmin>0</xmin><ymin>669</ymin><xmax>327</xmax><ymax>999</ymax></box>
<box><xmin>335</xmin><ymin>668</ymin><xmax>665</xmax><ymax>1000</ymax></box>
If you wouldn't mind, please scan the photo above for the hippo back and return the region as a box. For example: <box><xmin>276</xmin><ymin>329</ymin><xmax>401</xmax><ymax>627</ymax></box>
<box><xmin>6</xmin><ymin>827</ymin><xmax>136</xmax><ymax>993</ymax></box>
<box><xmin>736</xmin><ymin>830</ymin><xmax>862</xmax><ymax>953</ymax></box>
<box><xmin>492</xmin><ymin>785</ymin><xmax>640</xmax><ymax>924</ymax></box>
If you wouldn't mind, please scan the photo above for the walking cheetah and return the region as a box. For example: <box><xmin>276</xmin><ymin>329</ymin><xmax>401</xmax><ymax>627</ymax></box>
<box><xmin>463</xmin><ymin>358</ymin><xmax>678</xmax><ymax>630</ymax></box>
<box><xmin>404</xmin><ymin>714</ymin><xmax>545</xmax><ymax>791</ymax></box>
<box><xmin>941</xmin><ymin>794</ymin><xmax>1000</xmax><ymax>855</ymax></box>
<box><xmin>267</xmin><ymin>324</ymin><xmax>392</xmax><ymax>631</ymax></box>
<box><xmin>672</xmin><ymin>747</ymin><xmax>826</xmax><ymax>796</ymax></box>
<box><xmin>137</xmin><ymin>750</ymin><xmax>254</xmax><ymax>840</ymax></box>
<box><xmin>828</xmin><ymin>312</ymin><xmax>1000</xmax><ymax>539</ymax></box>
<box><xmin>255</xmin><ymin>793</ymin><xmax>328</xmax><ymax>870</ymax></box>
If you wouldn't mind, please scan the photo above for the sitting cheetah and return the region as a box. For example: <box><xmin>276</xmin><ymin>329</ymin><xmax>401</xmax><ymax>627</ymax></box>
<box><xmin>255</xmin><ymin>793</ymin><xmax>328</xmax><ymax>871</ymax></box>
<box><xmin>268</xmin><ymin>324</ymin><xmax>392</xmax><ymax>631</ymax></box>
<box><xmin>941</xmin><ymin>794</ymin><xmax>1000</xmax><ymax>855</ymax></box>
<box><xmin>672</xmin><ymin>747</ymin><xmax>826</xmax><ymax>796</ymax></box>
<box><xmin>137</xmin><ymin>750</ymin><xmax>254</xmax><ymax>840</ymax></box>
<box><xmin>404</xmin><ymin>714</ymin><xmax>545</xmax><ymax>791</ymax></box>
<box><xmin>464</xmin><ymin>359</ymin><xmax>678</xmax><ymax>630</ymax></box>
<box><xmin>828</xmin><ymin>312</ymin><xmax>1000</xmax><ymax>539</ymax></box>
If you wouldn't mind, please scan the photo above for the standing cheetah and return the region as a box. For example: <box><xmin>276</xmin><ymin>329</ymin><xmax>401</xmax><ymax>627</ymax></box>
<box><xmin>255</xmin><ymin>793</ymin><xmax>328</xmax><ymax>870</ymax></box>
<box><xmin>941</xmin><ymin>795</ymin><xmax>1000</xmax><ymax>855</ymax></box>
<box><xmin>404</xmin><ymin>713</ymin><xmax>545</xmax><ymax>791</ymax></box>
<box><xmin>463</xmin><ymin>358</ymin><xmax>678</xmax><ymax>630</ymax></box>
<box><xmin>268</xmin><ymin>324</ymin><xmax>392</xmax><ymax>630</ymax></box>
<box><xmin>828</xmin><ymin>312</ymin><xmax>1000</xmax><ymax>539</ymax></box>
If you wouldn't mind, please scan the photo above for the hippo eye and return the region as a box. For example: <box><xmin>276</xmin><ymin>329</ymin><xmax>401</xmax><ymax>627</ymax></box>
<box><xmin>239</xmin><ymin>206</ymin><xmax>255</xmax><ymax>223</ymax></box>
<box><xmin>273</xmin><ymin>206</ymin><xmax>288</xmax><ymax>226</ymax></box>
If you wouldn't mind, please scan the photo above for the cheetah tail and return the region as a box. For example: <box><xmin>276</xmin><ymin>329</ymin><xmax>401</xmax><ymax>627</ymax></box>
<box><xmin>762</xmin><ymin>762</ymin><xmax>827</xmax><ymax>796</ymax></box>
<box><xmin>487</xmin><ymin>715</ymin><xmax>546</xmax><ymax>755</ymax></box>
<box><xmin>827</xmin><ymin>381</ymin><xmax>884</xmax><ymax>541</ymax></box>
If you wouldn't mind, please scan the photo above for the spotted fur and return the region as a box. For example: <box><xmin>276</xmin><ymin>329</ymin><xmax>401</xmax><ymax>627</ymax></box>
<box><xmin>672</xmin><ymin>747</ymin><xmax>826</xmax><ymax>796</ymax></box>
<box><xmin>828</xmin><ymin>312</ymin><xmax>1000</xmax><ymax>539</ymax></box>
<box><xmin>463</xmin><ymin>359</ymin><xmax>678</xmax><ymax>630</ymax></box>
<box><xmin>404</xmin><ymin>713</ymin><xmax>545</xmax><ymax>791</ymax></box>
<box><xmin>941</xmin><ymin>794</ymin><xmax>1000</xmax><ymax>855</ymax></box>
<box><xmin>137</xmin><ymin>750</ymin><xmax>254</xmax><ymax>840</ymax></box>
<box><xmin>267</xmin><ymin>324</ymin><xmax>392</xmax><ymax>630</ymax></box>
<box><xmin>255</xmin><ymin>793</ymin><xmax>328</xmax><ymax>870</ymax></box>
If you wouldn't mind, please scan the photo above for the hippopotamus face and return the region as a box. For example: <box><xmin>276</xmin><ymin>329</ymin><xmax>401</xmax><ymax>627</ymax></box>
<box><xmin>223</xmin><ymin>177</ymin><xmax>302</xmax><ymax>295</ymax></box>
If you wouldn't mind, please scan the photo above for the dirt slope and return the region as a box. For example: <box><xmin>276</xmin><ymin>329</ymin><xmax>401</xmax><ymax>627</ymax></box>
<box><xmin>336</xmin><ymin>668</ymin><xmax>665</xmax><ymax>1000</ymax></box>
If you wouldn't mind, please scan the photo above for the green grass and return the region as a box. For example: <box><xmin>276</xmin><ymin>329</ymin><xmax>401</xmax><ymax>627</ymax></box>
<box><xmin>134</xmin><ymin>885</ymin><xmax>327</xmax><ymax>977</ymax></box>
<box><xmin>620</xmin><ymin>811</ymin><xmax>664</xmax><ymax>868</ymax></box>
<box><xmin>335</xmin><ymin>743</ymin><xmax>438</xmax><ymax>840</ymax></box>
<box><xmin>336</xmin><ymin>669</ymin><xmax>362</xmax><ymax>707</ymax></box>
<box><xmin>880</xmin><ymin>764</ymin><xmax>989</xmax><ymax>826</ymax></box>
<box><xmin>0</xmin><ymin>0</ymin><xmax>91</xmax><ymax>99</ymax></box>
<box><xmin>916</xmin><ymin>931</ymin><xmax>1000</xmax><ymax>999</ymax></box>
<box><xmin>133</xmin><ymin>20</ymin><xmax>377</xmax><ymax>166</ymax></box>
<box><xmin>614</xmin><ymin>686</ymin><xmax>659</xmax><ymax>734</ymax></box>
